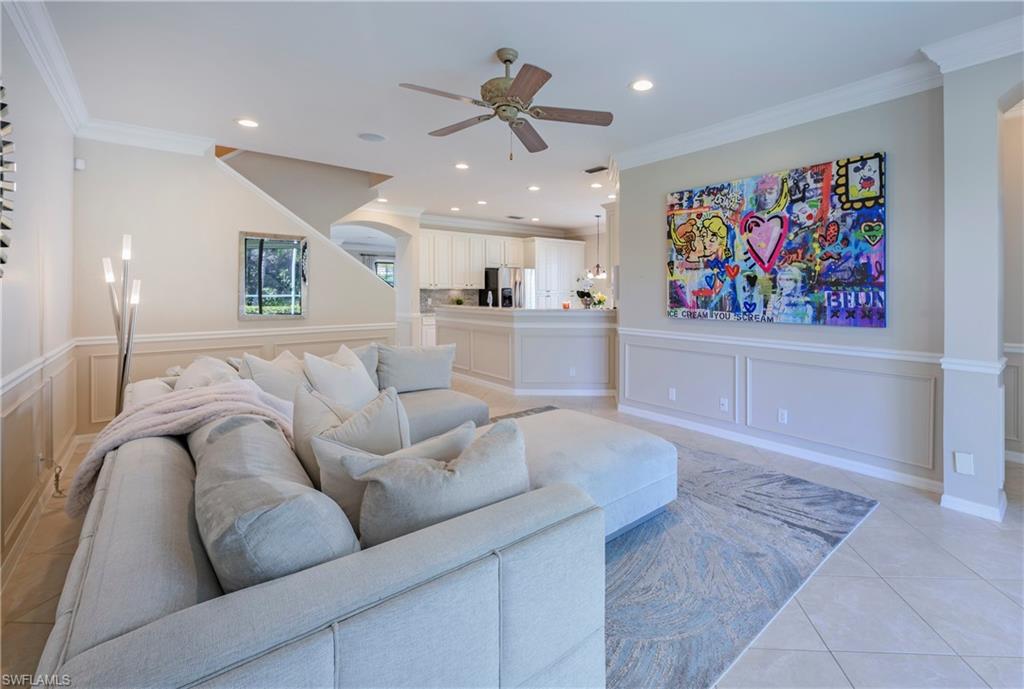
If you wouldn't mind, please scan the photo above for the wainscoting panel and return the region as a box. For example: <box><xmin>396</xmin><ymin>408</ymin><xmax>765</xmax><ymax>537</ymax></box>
<box><xmin>747</xmin><ymin>358</ymin><xmax>935</xmax><ymax>469</ymax></box>
<box><xmin>441</xmin><ymin>326</ymin><xmax>472</xmax><ymax>372</ymax></box>
<box><xmin>1006</xmin><ymin>357</ymin><xmax>1022</xmax><ymax>454</ymax></box>
<box><xmin>618</xmin><ymin>330</ymin><xmax>943</xmax><ymax>485</ymax></box>
<box><xmin>623</xmin><ymin>342</ymin><xmax>737</xmax><ymax>423</ymax></box>
<box><xmin>519</xmin><ymin>334</ymin><xmax>611</xmax><ymax>386</ymax></box>
<box><xmin>470</xmin><ymin>330</ymin><xmax>513</xmax><ymax>382</ymax></box>
<box><xmin>78</xmin><ymin>324</ymin><xmax>396</xmax><ymax>431</ymax></box>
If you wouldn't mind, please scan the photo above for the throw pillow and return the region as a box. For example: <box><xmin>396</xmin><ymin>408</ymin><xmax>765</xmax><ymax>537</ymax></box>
<box><xmin>311</xmin><ymin>420</ymin><xmax>477</xmax><ymax>529</ymax></box>
<box><xmin>292</xmin><ymin>386</ymin><xmax>352</xmax><ymax>488</ymax></box>
<box><xmin>239</xmin><ymin>351</ymin><xmax>310</xmax><ymax>401</ymax></box>
<box><xmin>376</xmin><ymin>344</ymin><xmax>455</xmax><ymax>393</ymax></box>
<box><xmin>347</xmin><ymin>343</ymin><xmax>380</xmax><ymax>389</ymax></box>
<box><xmin>315</xmin><ymin>387</ymin><xmax>411</xmax><ymax>457</ymax></box>
<box><xmin>341</xmin><ymin>420</ymin><xmax>528</xmax><ymax>546</ymax></box>
<box><xmin>189</xmin><ymin>415</ymin><xmax>359</xmax><ymax>592</ymax></box>
<box><xmin>174</xmin><ymin>356</ymin><xmax>239</xmax><ymax>391</ymax></box>
<box><xmin>303</xmin><ymin>352</ymin><xmax>378</xmax><ymax>410</ymax></box>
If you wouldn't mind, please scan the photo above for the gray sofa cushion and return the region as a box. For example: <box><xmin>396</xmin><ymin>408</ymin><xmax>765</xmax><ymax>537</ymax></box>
<box><xmin>350</xmin><ymin>343</ymin><xmax>379</xmax><ymax>389</ymax></box>
<box><xmin>189</xmin><ymin>415</ymin><xmax>359</xmax><ymax>592</ymax></box>
<box><xmin>174</xmin><ymin>356</ymin><xmax>239</xmax><ymax>391</ymax></box>
<box><xmin>303</xmin><ymin>352</ymin><xmax>379</xmax><ymax>410</ymax></box>
<box><xmin>315</xmin><ymin>387</ymin><xmax>412</xmax><ymax>456</ymax></box>
<box><xmin>376</xmin><ymin>344</ymin><xmax>455</xmax><ymax>393</ymax></box>
<box><xmin>399</xmin><ymin>388</ymin><xmax>491</xmax><ymax>444</ymax></box>
<box><xmin>63</xmin><ymin>437</ymin><xmax>223</xmax><ymax>659</ymax></box>
<box><xmin>312</xmin><ymin>421</ymin><xmax>477</xmax><ymax>531</ymax></box>
<box><xmin>341</xmin><ymin>420</ymin><xmax>529</xmax><ymax>546</ymax></box>
<box><xmin>292</xmin><ymin>386</ymin><xmax>351</xmax><ymax>488</ymax></box>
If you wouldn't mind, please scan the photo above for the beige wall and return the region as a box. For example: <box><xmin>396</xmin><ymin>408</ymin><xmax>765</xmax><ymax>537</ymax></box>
<box><xmin>73</xmin><ymin>140</ymin><xmax>395</xmax><ymax>338</ymax></box>
<box><xmin>1002</xmin><ymin>107</ymin><xmax>1023</xmax><ymax>456</ymax></box>
<box><xmin>1</xmin><ymin>19</ymin><xmax>78</xmax><ymax>570</ymax></box>
<box><xmin>617</xmin><ymin>89</ymin><xmax>947</xmax><ymax>488</ymax></box>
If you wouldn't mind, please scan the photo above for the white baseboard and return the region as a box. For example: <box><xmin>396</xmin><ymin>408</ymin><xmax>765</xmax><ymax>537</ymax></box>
<box><xmin>1</xmin><ymin>433</ymin><xmax>94</xmax><ymax>591</ymax></box>
<box><xmin>452</xmin><ymin>372</ymin><xmax>616</xmax><ymax>397</ymax></box>
<box><xmin>1006</xmin><ymin>450</ymin><xmax>1024</xmax><ymax>465</ymax></box>
<box><xmin>617</xmin><ymin>403</ymin><xmax>944</xmax><ymax>494</ymax></box>
<box><xmin>940</xmin><ymin>492</ymin><xmax>1007</xmax><ymax>522</ymax></box>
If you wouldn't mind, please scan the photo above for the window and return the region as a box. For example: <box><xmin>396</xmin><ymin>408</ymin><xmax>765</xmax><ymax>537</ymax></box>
<box><xmin>239</xmin><ymin>232</ymin><xmax>308</xmax><ymax>319</ymax></box>
<box><xmin>374</xmin><ymin>260</ymin><xmax>395</xmax><ymax>286</ymax></box>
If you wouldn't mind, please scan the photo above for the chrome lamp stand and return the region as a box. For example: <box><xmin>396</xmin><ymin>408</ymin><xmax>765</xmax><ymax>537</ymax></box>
<box><xmin>103</xmin><ymin>235</ymin><xmax>141</xmax><ymax>415</ymax></box>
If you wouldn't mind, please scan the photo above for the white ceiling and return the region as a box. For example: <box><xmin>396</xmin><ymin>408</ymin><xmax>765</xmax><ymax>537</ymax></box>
<box><xmin>49</xmin><ymin>1</ymin><xmax>1022</xmax><ymax>229</ymax></box>
<box><xmin>330</xmin><ymin>223</ymin><xmax>397</xmax><ymax>251</ymax></box>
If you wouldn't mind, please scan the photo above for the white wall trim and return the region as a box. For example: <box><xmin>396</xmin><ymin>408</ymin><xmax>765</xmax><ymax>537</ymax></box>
<box><xmin>922</xmin><ymin>17</ymin><xmax>1024</xmax><ymax>74</ymax></box>
<box><xmin>1007</xmin><ymin>450</ymin><xmax>1024</xmax><ymax>465</ymax></box>
<box><xmin>452</xmin><ymin>372</ymin><xmax>615</xmax><ymax>398</ymax></box>
<box><xmin>419</xmin><ymin>213</ymin><xmax>568</xmax><ymax>238</ymax></box>
<box><xmin>3</xmin><ymin>1</ymin><xmax>89</xmax><ymax>131</ymax></box>
<box><xmin>356</xmin><ymin>203</ymin><xmax>424</xmax><ymax>219</ymax></box>
<box><xmin>0</xmin><ymin>339</ymin><xmax>77</xmax><ymax>396</ymax></box>
<box><xmin>75</xmin><ymin>322</ymin><xmax>397</xmax><ymax>348</ymax></box>
<box><xmin>618</xmin><ymin>403</ymin><xmax>943</xmax><ymax>494</ymax></box>
<box><xmin>76</xmin><ymin>119</ymin><xmax>215</xmax><ymax>156</ymax></box>
<box><xmin>618</xmin><ymin>327</ymin><xmax>941</xmax><ymax>365</ymax></box>
<box><xmin>939</xmin><ymin>356</ymin><xmax>1007</xmax><ymax>375</ymax></box>
<box><xmin>1005</xmin><ymin>343</ymin><xmax>1024</xmax><ymax>355</ymax></box>
<box><xmin>615</xmin><ymin>60</ymin><xmax>942</xmax><ymax>170</ymax></box>
<box><xmin>940</xmin><ymin>492</ymin><xmax>1008</xmax><ymax>522</ymax></box>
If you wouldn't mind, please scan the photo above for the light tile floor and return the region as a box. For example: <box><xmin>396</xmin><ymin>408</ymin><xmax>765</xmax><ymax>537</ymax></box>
<box><xmin>1</xmin><ymin>382</ymin><xmax>1021</xmax><ymax>689</ymax></box>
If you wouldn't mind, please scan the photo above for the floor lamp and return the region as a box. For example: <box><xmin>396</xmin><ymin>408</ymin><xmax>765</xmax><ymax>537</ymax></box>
<box><xmin>103</xmin><ymin>234</ymin><xmax>141</xmax><ymax>415</ymax></box>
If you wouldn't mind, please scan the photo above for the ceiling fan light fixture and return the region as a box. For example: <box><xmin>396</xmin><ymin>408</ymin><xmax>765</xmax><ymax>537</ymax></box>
<box><xmin>236</xmin><ymin>118</ymin><xmax>259</xmax><ymax>128</ymax></box>
<box><xmin>455</xmin><ymin>162</ymin><xmax>469</xmax><ymax>170</ymax></box>
<box><xmin>630</xmin><ymin>79</ymin><xmax>654</xmax><ymax>92</ymax></box>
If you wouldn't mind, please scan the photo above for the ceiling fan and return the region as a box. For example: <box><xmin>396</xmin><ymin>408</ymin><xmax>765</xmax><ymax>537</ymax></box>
<box><xmin>399</xmin><ymin>47</ymin><xmax>613</xmax><ymax>154</ymax></box>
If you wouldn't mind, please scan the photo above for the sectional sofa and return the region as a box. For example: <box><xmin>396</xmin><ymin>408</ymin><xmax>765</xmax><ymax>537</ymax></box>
<box><xmin>36</xmin><ymin>349</ymin><xmax>678</xmax><ymax>687</ymax></box>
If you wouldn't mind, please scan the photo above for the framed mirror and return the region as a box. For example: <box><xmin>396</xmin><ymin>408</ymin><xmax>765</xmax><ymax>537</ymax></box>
<box><xmin>239</xmin><ymin>232</ymin><xmax>308</xmax><ymax>320</ymax></box>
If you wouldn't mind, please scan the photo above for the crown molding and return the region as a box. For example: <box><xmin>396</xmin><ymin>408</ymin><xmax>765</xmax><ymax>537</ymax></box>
<box><xmin>3</xmin><ymin>2</ymin><xmax>89</xmax><ymax>131</ymax></box>
<box><xmin>356</xmin><ymin>203</ymin><xmax>425</xmax><ymax>219</ymax></box>
<box><xmin>922</xmin><ymin>16</ymin><xmax>1024</xmax><ymax>74</ymax></box>
<box><xmin>76</xmin><ymin>119</ymin><xmax>215</xmax><ymax>156</ymax></box>
<box><xmin>419</xmin><ymin>213</ymin><xmax>567</xmax><ymax>238</ymax></box>
<box><xmin>615</xmin><ymin>60</ymin><xmax>942</xmax><ymax>170</ymax></box>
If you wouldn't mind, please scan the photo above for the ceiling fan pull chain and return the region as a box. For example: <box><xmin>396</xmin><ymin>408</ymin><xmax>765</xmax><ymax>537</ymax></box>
<box><xmin>509</xmin><ymin>128</ymin><xmax>514</xmax><ymax>161</ymax></box>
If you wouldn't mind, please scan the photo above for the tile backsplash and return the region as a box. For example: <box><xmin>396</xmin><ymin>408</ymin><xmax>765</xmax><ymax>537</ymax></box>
<box><xmin>420</xmin><ymin>289</ymin><xmax>480</xmax><ymax>313</ymax></box>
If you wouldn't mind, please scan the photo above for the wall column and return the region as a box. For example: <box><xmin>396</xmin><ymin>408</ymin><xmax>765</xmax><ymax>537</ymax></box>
<box><xmin>930</xmin><ymin>48</ymin><xmax>1023</xmax><ymax>520</ymax></box>
<box><xmin>394</xmin><ymin>232</ymin><xmax>422</xmax><ymax>346</ymax></box>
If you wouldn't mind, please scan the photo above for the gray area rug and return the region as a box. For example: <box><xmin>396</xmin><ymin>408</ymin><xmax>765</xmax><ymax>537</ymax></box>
<box><xmin>606</xmin><ymin>442</ymin><xmax>877</xmax><ymax>689</ymax></box>
<box><xmin>489</xmin><ymin>405</ymin><xmax>558</xmax><ymax>422</ymax></box>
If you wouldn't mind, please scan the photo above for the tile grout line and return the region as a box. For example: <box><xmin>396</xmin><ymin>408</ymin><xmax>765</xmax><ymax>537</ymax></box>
<box><xmin>794</xmin><ymin>597</ymin><xmax>855</xmax><ymax>688</ymax></box>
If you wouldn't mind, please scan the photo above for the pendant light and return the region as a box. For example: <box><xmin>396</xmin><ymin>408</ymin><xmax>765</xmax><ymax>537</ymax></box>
<box><xmin>587</xmin><ymin>213</ymin><xmax>607</xmax><ymax>279</ymax></box>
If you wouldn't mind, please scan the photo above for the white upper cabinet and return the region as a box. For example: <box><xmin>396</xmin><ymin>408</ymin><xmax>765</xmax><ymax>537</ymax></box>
<box><xmin>484</xmin><ymin>237</ymin><xmax>505</xmax><ymax>267</ymax></box>
<box><xmin>504</xmin><ymin>238</ymin><xmax>524</xmax><ymax>267</ymax></box>
<box><xmin>420</xmin><ymin>230</ymin><xmax>453</xmax><ymax>289</ymax></box>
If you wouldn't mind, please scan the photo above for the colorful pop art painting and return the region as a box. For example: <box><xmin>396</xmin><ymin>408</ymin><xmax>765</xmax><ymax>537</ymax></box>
<box><xmin>666</xmin><ymin>152</ymin><xmax>886</xmax><ymax>327</ymax></box>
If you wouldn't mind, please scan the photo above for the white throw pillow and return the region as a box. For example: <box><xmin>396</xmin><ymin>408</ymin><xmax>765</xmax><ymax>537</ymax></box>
<box><xmin>340</xmin><ymin>420</ymin><xmax>528</xmax><ymax>546</ymax></box>
<box><xmin>239</xmin><ymin>351</ymin><xmax>310</xmax><ymax>401</ymax></box>
<box><xmin>303</xmin><ymin>352</ymin><xmax>379</xmax><ymax>410</ymax></box>
<box><xmin>174</xmin><ymin>356</ymin><xmax>239</xmax><ymax>391</ymax></box>
<box><xmin>312</xmin><ymin>420</ymin><xmax>477</xmax><ymax>529</ymax></box>
<box><xmin>346</xmin><ymin>343</ymin><xmax>380</xmax><ymax>389</ymax></box>
<box><xmin>292</xmin><ymin>386</ymin><xmax>353</xmax><ymax>488</ymax></box>
<box><xmin>316</xmin><ymin>387</ymin><xmax>411</xmax><ymax>456</ymax></box>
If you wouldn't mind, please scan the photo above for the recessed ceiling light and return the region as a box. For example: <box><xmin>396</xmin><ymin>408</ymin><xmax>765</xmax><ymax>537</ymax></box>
<box><xmin>630</xmin><ymin>79</ymin><xmax>654</xmax><ymax>92</ymax></box>
<box><xmin>531</xmin><ymin>217</ymin><xmax>540</xmax><ymax>222</ymax></box>
<box><xmin>455</xmin><ymin>162</ymin><xmax>469</xmax><ymax>170</ymax></box>
<box><xmin>357</xmin><ymin>132</ymin><xmax>387</xmax><ymax>142</ymax></box>
<box><xmin>590</xmin><ymin>182</ymin><xmax>603</xmax><ymax>189</ymax></box>
<box><xmin>528</xmin><ymin>185</ymin><xmax>540</xmax><ymax>192</ymax></box>
<box><xmin>450</xmin><ymin>206</ymin><xmax>461</xmax><ymax>212</ymax></box>
<box><xmin>477</xmin><ymin>200</ymin><xmax>487</xmax><ymax>205</ymax></box>
<box><xmin>607</xmin><ymin>194</ymin><xmax>617</xmax><ymax>199</ymax></box>
<box><xmin>236</xmin><ymin>118</ymin><xmax>259</xmax><ymax>128</ymax></box>
<box><xmin>377</xmin><ymin>198</ymin><xmax>388</xmax><ymax>203</ymax></box>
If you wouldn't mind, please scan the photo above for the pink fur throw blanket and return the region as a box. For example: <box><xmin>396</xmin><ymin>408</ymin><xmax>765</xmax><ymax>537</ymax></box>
<box><xmin>66</xmin><ymin>379</ymin><xmax>294</xmax><ymax>517</ymax></box>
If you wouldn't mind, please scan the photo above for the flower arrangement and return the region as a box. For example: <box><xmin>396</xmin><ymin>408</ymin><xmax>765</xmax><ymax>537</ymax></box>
<box><xmin>592</xmin><ymin>291</ymin><xmax>607</xmax><ymax>307</ymax></box>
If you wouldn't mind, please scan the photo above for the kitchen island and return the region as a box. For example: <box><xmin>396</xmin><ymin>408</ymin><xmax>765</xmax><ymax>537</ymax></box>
<box><xmin>434</xmin><ymin>306</ymin><xmax>617</xmax><ymax>396</ymax></box>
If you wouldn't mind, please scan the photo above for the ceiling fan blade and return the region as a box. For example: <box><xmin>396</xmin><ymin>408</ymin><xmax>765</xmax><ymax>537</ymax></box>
<box><xmin>506</xmin><ymin>63</ymin><xmax>552</xmax><ymax>103</ymax></box>
<box><xmin>529</xmin><ymin>105</ymin><xmax>613</xmax><ymax>126</ymax></box>
<box><xmin>399</xmin><ymin>83</ymin><xmax>490</xmax><ymax>109</ymax></box>
<box><xmin>429</xmin><ymin>113</ymin><xmax>495</xmax><ymax>137</ymax></box>
<box><xmin>510</xmin><ymin>119</ymin><xmax>548</xmax><ymax>153</ymax></box>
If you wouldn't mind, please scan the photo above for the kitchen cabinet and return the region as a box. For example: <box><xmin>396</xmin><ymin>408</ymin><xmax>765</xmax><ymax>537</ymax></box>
<box><xmin>484</xmin><ymin>237</ymin><xmax>505</xmax><ymax>267</ymax></box>
<box><xmin>529</xmin><ymin>238</ymin><xmax>585</xmax><ymax>309</ymax></box>
<box><xmin>504</xmin><ymin>238</ymin><xmax>524</xmax><ymax>267</ymax></box>
<box><xmin>451</xmin><ymin>234</ymin><xmax>485</xmax><ymax>289</ymax></box>
<box><xmin>421</xmin><ymin>315</ymin><xmax>437</xmax><ymax>346</ymax></box>
<box><xmin>419</xmin><ymin>230</ymin><xmax>453</xmax><ymax>289</ymax></box>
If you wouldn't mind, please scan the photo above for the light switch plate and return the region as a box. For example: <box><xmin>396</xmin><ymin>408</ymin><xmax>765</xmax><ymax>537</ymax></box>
<box><xmin>778</xmin><ymin>408</ymin><xmax>789</xmax><ymax>425</ymax></box>
<box><xmin>954</xmin><ymin>452</ymin><xmax>975</xmax><ymax>475</ymax></box>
